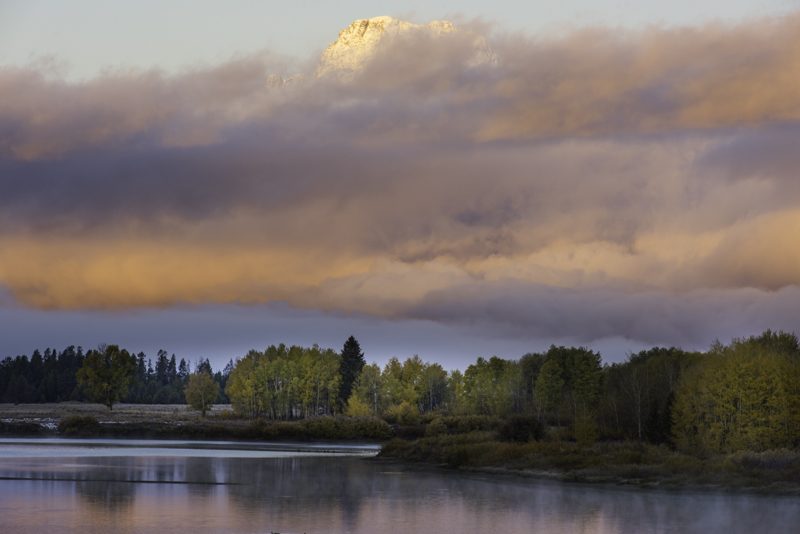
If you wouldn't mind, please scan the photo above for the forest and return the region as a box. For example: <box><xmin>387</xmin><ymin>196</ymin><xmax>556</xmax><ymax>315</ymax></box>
<box><xmin>2</xmin><ymin>329</ymin><xmax>800</xmax><ymax>454</ymax></box>
<box><xmin>0</xmin><ymin>347</ymin><xmax>231</xmax><ymax>406</ymax></box>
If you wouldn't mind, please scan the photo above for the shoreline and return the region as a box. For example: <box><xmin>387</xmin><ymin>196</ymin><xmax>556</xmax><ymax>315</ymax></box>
<box><xmin>376</xmin><ymin>436</ymin><xmax>800</xmax><ymax>497</ymax></box>
<box><xmin>369</xmin><ymin>456</ymin><xmax>800</xmax><ymax>497</ymax></box>
<box><xmin>3</xmin><ymin>403</ymin><xmax>800</xmax><ymax>497</ymax></box>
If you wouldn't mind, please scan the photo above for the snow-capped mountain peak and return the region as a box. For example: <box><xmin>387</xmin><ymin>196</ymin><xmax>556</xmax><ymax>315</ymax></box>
<box><xmin>266</xmin><ymin>17</ymin><xmax>497</xmax><ymax>88</ymax></box>
<box><xmin>315</xmin><ymin>16</ymin><xmax>497</xmax><ymax>77</ymax></box>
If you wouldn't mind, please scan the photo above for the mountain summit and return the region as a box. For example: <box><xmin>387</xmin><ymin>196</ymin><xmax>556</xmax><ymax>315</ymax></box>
<box><xmin>315</xmin><ymin>16</ymin><xmax>497</xmax><ymax>77</ymax></box>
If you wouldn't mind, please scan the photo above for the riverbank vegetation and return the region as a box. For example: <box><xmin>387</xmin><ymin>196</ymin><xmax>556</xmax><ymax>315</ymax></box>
<box><xmin>378</xmin><ymin>419</ymin><xmax>800</xmax><ymax>494</ymax></box>
<box><xmin>3</xmin><ymin>329</ymin><xmax>800</xmax><ymax>492</ymax></box>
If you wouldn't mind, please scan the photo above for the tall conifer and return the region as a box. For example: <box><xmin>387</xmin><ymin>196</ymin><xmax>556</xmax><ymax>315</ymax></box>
<box><xmin>339</xmin><ymin>336</ymin><xmax>365</xmax><ymax>405</ymax></box>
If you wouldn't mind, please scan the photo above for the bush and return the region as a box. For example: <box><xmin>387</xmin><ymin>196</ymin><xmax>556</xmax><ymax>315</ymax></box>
<box><xmin>384</xmin><ymin>401</ymin><xmax>420</xmax><ymax>425</ymax></box>
<box><xmin>380</xmin><ymin>438</ymin><xmax>409</xmax><ymax>456</ymax></box>
<box><xmin>728</xmin><ymin>449</ymin><xmax>800</xmax><ymax>472</ymax></box>
<box><xmin>476</xmin><ymin>441</ymin><xmax>540</xmax><ymax>465</ymax></box>
<box><xmin>214</xmin><ymin>409</ymin><xmax>238</xmax><ymax>420</ymax></box>
<box><xmin>419</xmin><ymin>412</ymin><xmax>439</xmax><ymax>425</ymax></box>
<box><xmin>395</xmin><ymin>425</ymin><xmax>426</xmax><ymax>439</ymax></box>
<box><xmin>497</xmin><ymin>416</ymin><xmax>543</xmax><ymax>443</ymax></box>
<box><xmin>344</xmin><ymin>397</ymin><xmax>373</xmax><ymax>417</ymax></box>
<box><xmin>344</xmin><ymin>416</ymin><xmax>393</xmax><ymax>440</ymax></box>
<box><xmin>574</xmin><ymin>413</ymin><xmax>599</xmax><ymax>448</ymax></box>
<box><xmin>301</xmin><ymin>416</ymin><xmax>343</xmax><ymax>439</ymax></box>
<box><xmin>444</xmin><ymin>442</ymin><xmax>498</xmax><ymax>468</ymax></box>
<box><xmin>58</xmin><ymin>415</ymin><xmax>100</xmax><ymax>435</ymax></box>
<box><xmin>243</xmin><ymin>415</ymin><xmax>394</xmax><ymax>441</ymax></box>
<box><xmin>426</xmin><ymin>417</ymin><xmax>448</xmax><ymax>437</ymax></box>
<box><xmin>417</xmin><ymin>415</ymin><xmax>503</xmax><ymax>435</ymax></box>
<box><xmin>456</xmin><ymin>415</ymin><xmax>502</xmax><ymax>433</ymax></box>
<box><xmin>546</xmin><ymin>426</ymin><xmax>574</xmax><ymax>442</ymax></box>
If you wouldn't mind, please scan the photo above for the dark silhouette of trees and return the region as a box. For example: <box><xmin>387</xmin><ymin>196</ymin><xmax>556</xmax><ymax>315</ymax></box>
<box><xmin>1</xmin><ymin>346</ymin><xmax>221</xmax><ymax>406</ymax></box>
<box><xmin>339</xmin><ymin>336</ymin><xmax>365</xmax><ymax>403</ymax></box>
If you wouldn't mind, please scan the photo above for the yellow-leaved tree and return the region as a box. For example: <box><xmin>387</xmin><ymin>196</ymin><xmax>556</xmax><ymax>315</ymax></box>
<box><xmin>672</xmin><ymin>330</ymin><xmax>800</xmax><ymax>453</ymax></box>
<box><xmin>184</xmin><ymin>370</ymin><xmax>219</xmax><ymax>416</ymax></box>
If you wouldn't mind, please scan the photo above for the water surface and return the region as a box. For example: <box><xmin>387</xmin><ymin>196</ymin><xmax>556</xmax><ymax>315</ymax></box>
<box><xmin>0</xmin><ymin>438</ymin><xmax>797</xmax><ymax>533</ymax></box>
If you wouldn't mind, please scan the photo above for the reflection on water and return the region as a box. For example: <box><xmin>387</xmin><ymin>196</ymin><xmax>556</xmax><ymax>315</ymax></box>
<box><xmin>1</xmin><ymin>439</ymin><xmax>799</xmax><ymax>534</ymax></box>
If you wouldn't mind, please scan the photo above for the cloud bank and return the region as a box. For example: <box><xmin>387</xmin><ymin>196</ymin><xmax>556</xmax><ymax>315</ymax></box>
<box><xmin>2</xmin><ymin>14</ymin><xmax>800</xmax><ymax>349</ymax></box>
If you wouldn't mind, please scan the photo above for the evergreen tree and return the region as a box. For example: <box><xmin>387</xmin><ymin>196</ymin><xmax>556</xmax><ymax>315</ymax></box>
<box><xmin>156</xmin><ymin>349</ymin><xmax>169</xmax><ymax>385</ymax></box>
<box><xmin>137</xmin><ymin>352</ymin><xmax>147</xmax><ymax>382</ymax></box>
<box><xmin>196</xmin><ymin>358</ymin><xmax>212</xmax><ymax>375</ymax></box>
<box><xmin>339</xmin><ymin>336</ymin><xmax>365</xmax><ymax>404</ymax></box>
<box><xmin>178</xmin><ymin>358</ymin><xmax>189</xmax><ymax>379</ymax></box>
<box><xmin>167</xmin><ymin>354</ymin><xmax>177</xmax><ymax>384</ymax></box>
<box><xmin>223</xmin><ymin>358</ymin><xmax>235</xmax><ymax>376</ymax></box>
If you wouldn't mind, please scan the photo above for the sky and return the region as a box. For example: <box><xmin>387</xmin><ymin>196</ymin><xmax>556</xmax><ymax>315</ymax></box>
<box><xmin>2</xmin><ymin>0</ymin><xmax>800</xmax><ymax>370</ymax></box>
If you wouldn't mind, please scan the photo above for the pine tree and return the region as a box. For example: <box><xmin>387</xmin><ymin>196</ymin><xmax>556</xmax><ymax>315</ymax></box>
<box><xmin>137</xmin><ymin>352</ymin><xmax>147</xmax><ymax>383</ymax></box>
<box><xmin>339</xmin><ymin>336</ymin><xmax>365</xmax><ymax>405</ymax></box>
<box><xmin>167</xmin><ymin>354</ymin><xmax>177</xmax><ymax>385</ymax></box>
<box><xmin>178</xmin><ymin>358</ymin><xmax>189</xmax><ymax>379</ymax></box>
<box><xmin>155</xmin><ymin>350</ymin><xmax>169</xmax><ymax>385</ymax></box>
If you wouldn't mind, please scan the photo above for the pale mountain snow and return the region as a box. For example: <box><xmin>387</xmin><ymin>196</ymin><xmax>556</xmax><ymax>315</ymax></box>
<box><xmin>267</xmin><ymin>16</ymin><xmax>496</xmax><ymax>87</ymax></box>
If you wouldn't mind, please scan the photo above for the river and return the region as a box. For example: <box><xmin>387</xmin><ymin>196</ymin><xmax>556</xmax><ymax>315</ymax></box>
<box><xmin>0</xmin><ymin>438</ymin><xmax>798</xmax><ymax>533</ymax></box>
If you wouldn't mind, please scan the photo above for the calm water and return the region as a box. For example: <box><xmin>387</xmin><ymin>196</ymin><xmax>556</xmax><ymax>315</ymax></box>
<box><xmin>0</xmin><ymin>439</ymin><xmax>798</xmax><ymax>534</ymax></box>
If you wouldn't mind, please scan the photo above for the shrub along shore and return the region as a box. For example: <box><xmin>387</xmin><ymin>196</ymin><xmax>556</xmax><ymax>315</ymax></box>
<box><xmin>4</xmin><ymin>330</ymin><xmax>800</xmax><ymax>494</ymax></box>
<box><xmin>2</xmin><ymin>406</ymin><xmax>799</xmax><ymax>495</ymax></box>
<box><xmin>0</xmin><ymin>405</ymin><xmax>392</xmax><ymax>441</ymax></box>
<box><xmin>378</xmin><ymin>415</ymin><xmax>800</xmax><ymax>495</ymax></box>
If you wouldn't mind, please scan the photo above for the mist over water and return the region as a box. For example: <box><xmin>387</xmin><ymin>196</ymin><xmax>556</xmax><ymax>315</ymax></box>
<box><xmin>0</xmin><ymin>439</ymin><xmax>797</xmax><ymax>533</ymax></box>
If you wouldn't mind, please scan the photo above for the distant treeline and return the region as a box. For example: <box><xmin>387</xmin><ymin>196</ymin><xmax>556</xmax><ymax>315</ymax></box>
<box><xmin>224</xmin><ymin>329</ymin><xmax>800</xmax><ymax>454</ymax></box>
<box><xmin>3</xmin><ymin>329</ymin><xmax>799</xmax><ymax>454</ymax></box>
<box><xmin>0</xmin><ymin>347</ymin><xmax>230</xmax><ymax>405</ymax></box>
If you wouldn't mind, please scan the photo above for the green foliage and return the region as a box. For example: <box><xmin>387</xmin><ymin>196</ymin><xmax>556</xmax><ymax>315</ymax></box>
<box><xmin>244</xmin><ymin>415</ymin><xmax>392</xmax><ymax>440</ymax></box>
<box><xmin>497</xmin><ymin>415</ymin><xmax>543</xmax><ymax>443</ymax></box>
<box><xmin>384</xmin><ymin>400</ymin><xmax>420</xmax><ymax>425</ymax></box>
<box><xmin>352</xmin><ymin>363</ymin><xmax>386</xmax><ymax>413</ymax></box>
<box><xmin>574</xmin><ymin>411</ymin><xmax>599</xmax><ymax>448</ymax></box>
<box><xmin>184</xmin><ymin>371</ymin><xmax>219</xmax><ymax>415</ymax></box>
<box><xmin>425</xmin><ymin>417</ymin><xmax>449</xmax><ymax>436</ymax></box>
<box><xmin>58</xmin><ymin>415</ymin><xmax>100</xmax><ymax>435</ymax></box>
<box><xmin>535</xmin><ymin>358</ymin><xmax>564</xmax><ymax>413</ymax></box>
<box><xmin>226</xmin><ymin>344</ymin><xmax>340</xmax><ymax>419</ymax></box>
<box><xmin>463</xmin><ymin>356</ymin><xmax>514</xmax><ymax>416</ymax></box>
<box><xmin>379</xmin><ymin>432</ymin><xmax>800</xmax><ymax>492</ymax></box>
<box><xmin>344</xmin><ymin>396</ymin><xmax>372</xmax><ymax>416</ymax></box>
<box><xmin>340</xmin><ymin>336</ymin><xmax>366</xmax><ymax>404</ymax></box>
<box><xmin>342</xmin><ymin>416</ymin><xmax>394</xmax><ymax>440</ymax></box>
<box><xmin>453</xmin><ymin>414</ymin><xmax>502</xmax><ymax>433</ymax></box>
<box><xmin>672</xmin><ymin>331</ymin><xmax>800</xmax><ymax>453</ymax></box>
<box><xmin>76</xmin><ymin>344</ymin><xmax>139</xmax><ymax>411</ymax></box>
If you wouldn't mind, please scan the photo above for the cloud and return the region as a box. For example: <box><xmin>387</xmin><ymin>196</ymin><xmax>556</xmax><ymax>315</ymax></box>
<box><xmin>1</xmin><ymin>13</ymin><xmax>800</xmax><ymax>347</ymax></box>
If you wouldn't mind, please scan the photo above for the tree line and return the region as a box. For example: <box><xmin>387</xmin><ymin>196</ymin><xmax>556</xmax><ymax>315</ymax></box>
<box><xmin>3</xmin><ymin>329</ymin><xmax>799</xmax><ymax>453</ymax></box>
<box><xmin>0</xmin><ymin>346</ymin><xmax>231</xmax><ymax>406</ymax></box>
<box><xmin>222</xmin><ymin>329</ymin><xmax>800</xmax><ymax>453</ymax></box>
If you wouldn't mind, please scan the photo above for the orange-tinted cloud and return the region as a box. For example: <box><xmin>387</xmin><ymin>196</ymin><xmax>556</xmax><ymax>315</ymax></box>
<box><xmin>2</xmin><ymin>14</ymin><xmax>800</xmax><ymax>346</ymax></box>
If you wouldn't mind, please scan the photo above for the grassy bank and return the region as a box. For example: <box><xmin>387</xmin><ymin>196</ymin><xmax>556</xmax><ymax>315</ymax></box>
<box><xmin>378</xmin><ymin>417</ymin><xmax>800</xmax><ymax>495</ymax></box>
<box><xmin>0</xmin><ymin>403</ymin><xmax>392</xmax><ymax>441</ymax></box>
<box><xmin>5</xmin><ymin>403</ymin><xmax>800</xmax><ymax>495</ymax></box>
